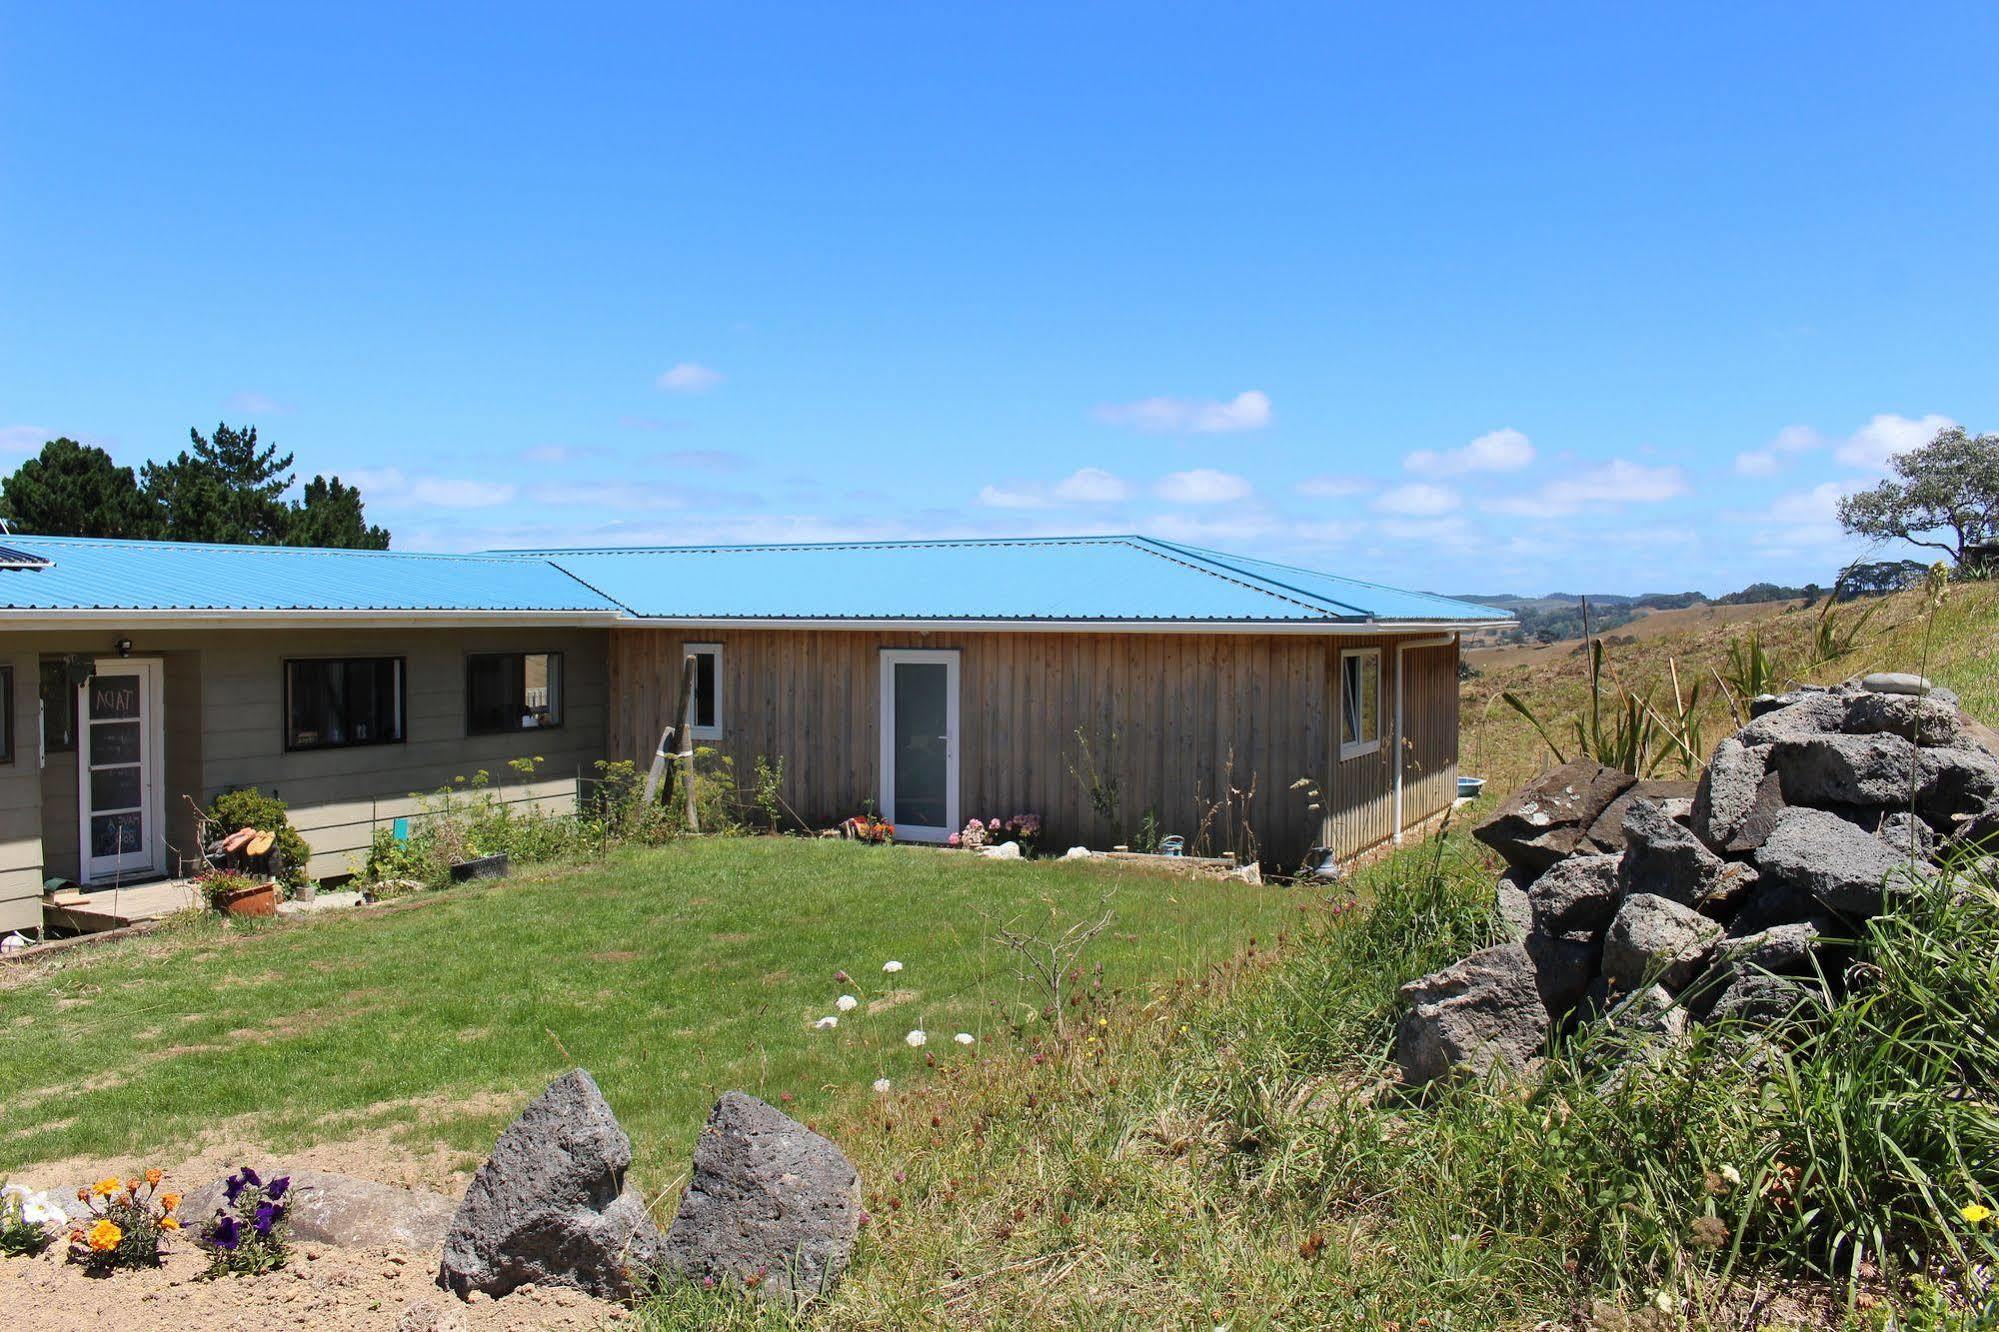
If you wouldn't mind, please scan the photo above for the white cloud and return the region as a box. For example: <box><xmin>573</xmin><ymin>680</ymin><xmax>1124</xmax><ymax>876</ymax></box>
<box><xmin>1833</xmin><ymin>413</ymin><xmax>1955</xmax><ymax>470</ymax></box>
<box><xmin>1156</xmin><ymin>469</ymin><xmax>1253</xmax><ymax>504</ymax></box>
<box><xmin>531</xmin><ymin>482</ymin><xmax>683</xmax><ymax>512</ymax></box>
<box><xmin>1052</xmin><ymin>467</ymin><xmax>1131</xmax><ymax>503</ymax></box>
<box><xmin>1372</xmin><ymin>483</ymin><xmax>1460</xmax><ymax>517</ymax></box>
<box><xmin>1734</xmin><ymin>424</ymin><xmax>1821</xmax><ymax>476</ymax></box>
<box><xmin>0</xmin><ymin>425</ymin><xmax>51</xmax><ymax>455</ymax></box>
<box><xmin>1483</xmin><ymin>460</ymin><xmax>1688</xmax><ymax>517</ymax></box>
<box><xmin>1295</xmin><ymin>474</ymin><xmax>1372</xmax><ymax>499</ymax></box>
<box><xmin>1404</xmin><ymin>427</ymin><xmax>1534</xmax><ymax>476</ymax></box>
<box><xmin>1095</xmin><ymin>389</ymin><xmax>1271</xmax><ymax>435</ymax></box>
<box><xmin>976</xmin><ymin>483</ymin><xmax>1051</xmax><ymax>510</ymax></box>
<box><xmin>346</xmin><ymin>468</ymin><xmax>517</xmax><ymax>508</ymax></box>
<box><xmin>225</xmin><ymin>390</ymin><xmax>293</xmax><ymax>416</ymax></box>
<box><xmin>655</xmin><ymin>362</ymin><xmax>724</xmax><ymax>394</ymax></box>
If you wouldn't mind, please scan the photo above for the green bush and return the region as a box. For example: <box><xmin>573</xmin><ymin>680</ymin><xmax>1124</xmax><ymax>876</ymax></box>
<box><xmin>205</xmin><ymin>787</ymin><xmax>311</xmax><ymax>890</ymax></box>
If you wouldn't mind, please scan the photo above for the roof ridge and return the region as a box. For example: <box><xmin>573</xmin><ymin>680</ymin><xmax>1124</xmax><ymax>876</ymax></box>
<box><xmin>1127</xmin><ymin>537</ymin><xmax>1370</xmax><ymax>618</ymax></box>
<box><xmin>1144</xmin><ymin>537</ymin><xmax>1495</xmax><ymax>616</ymax></box>
<box><xmin>8</xmin><ymin>534</ymin><xmax>539</xmax><ymax>565</ymax></box>
<box><xmin>490</xmin><ymin>534</ymin><xmax>1138</xmax><ymax>556</ymax></box>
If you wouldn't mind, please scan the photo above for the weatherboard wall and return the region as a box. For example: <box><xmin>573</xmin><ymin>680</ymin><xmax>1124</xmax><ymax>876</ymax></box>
<box><xmin>608</xmin><ymin>627</ymin><xmax>1460</xmax><ymax>866</ymax></box>
<box><xmin>16</xmin><ymin>627</ymin><xmax>610</xmax><ymax>883</ymax></box>
<box><xmin>0</xmin><ymin>651</ymin><xmax>40</xmax><ymax>933</ymax></box>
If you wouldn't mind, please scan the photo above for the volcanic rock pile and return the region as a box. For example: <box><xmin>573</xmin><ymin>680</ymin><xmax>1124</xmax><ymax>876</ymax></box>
<box><xmin>1394</xmin><ymin>673</ymin><xmax>1999</xmax><ymax>1085</ymax></box>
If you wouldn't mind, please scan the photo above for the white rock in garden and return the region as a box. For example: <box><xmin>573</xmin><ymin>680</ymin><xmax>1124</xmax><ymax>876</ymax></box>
<box><xmin>1860</xmin><ymin>672</ymin><xmax>1933</xmax><ymax>696</ymax></box>
<box><xmin>1062</xmin><ymin>846</ymin><xmax>1093</xmax><ymax>860</ymax></box>
<box><xmin>980</xmin><ymin>841</ymin><xmax>1023</xmax><ymax>859</ymax></box>
<box><xmin>183</xmin><ymin>1168</ymin><xmax>456</xmax><ymax>1253</ymax></box>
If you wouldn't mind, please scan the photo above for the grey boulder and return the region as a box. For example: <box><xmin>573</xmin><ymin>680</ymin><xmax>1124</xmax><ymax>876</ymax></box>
<box><xmin>1394</xmin><ymin>943</ymin><xmax>1550</xmax><ymax>1085</ymax></box>
<box><xmin>1737</xmin><ymin>692</ymin><xmax>1849</xmax><ymax>747</ymax></box>
<box><xmin>1618</xmin><ymin>798</ymin><xmax>1746</xmax><ymax>909</ymax></box>
<box><xmin>1704</xmin><ymin>971</ymin><xmax>1830</xmax><ymax>1027</ymax></box>
<box><xmin>1842</xmin><ymin>691</ymin><xmax>1970</xmax><ymax>747</ymax></box>
<box><xmin>1691</xmin><ymin>739</ymin><xmax>1772</xmax><ymax>851</ymax></box>
<box><xmin>438</xmin><ymin>1068</ymin><xmax>661</xmax><ymax>1302</ymax></box>
<box><xmin>1583</xmin><ymin>778</ymin><xmax>1698</xmax><ymax>854</ymax></box>
<box><xmin>1525</xmin><ymin>853</ymin><xmax>1623</xmax><ymax>941</ymax></box>
<box><xmin>1754</xmin><ymin>806</ymin><xmax>1927</xmax><ymax>917</ymax></box>
<box><xmin>183</xmin><ymin>1168</ymin><xmax>457</xmax><ymax>1253</ymax></box>
<box><xmin>1494</xmin><ymin>869</ymin><xmax>1535</xmax><ymax>942</ymax></box>
<box><xmin>661</xmin><ymin>1091</ymin><xmax>862</xmax><ymax>1302</ymax></box>
<box><xmin>1601</xmin><ymin>893</ymin><xmax>1722</xmax><ymax>992</ymax></box>
<box><xmin>1473</xmin><ymin>761</ymin><xmax>1636</xmax><ymax>873</ymax></box>
<box><xmin>1860</xmin><ymin>671</ymin><xmax>1934</xmax><ymax>697</ymax></box>
<box><xmin>1769</xmin><ymin>732</ymin><xmax>1924</xmax><ymax>809</ymax></box>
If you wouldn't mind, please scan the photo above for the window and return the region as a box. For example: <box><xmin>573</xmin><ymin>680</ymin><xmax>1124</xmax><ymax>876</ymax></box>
<box><xmin>1339</xmin><ymin>648</ymin><xmax>1381</xmax><ymax>760</ymax></box>
<box><xmin>39</xmin><ymin>659</ymin><xmax>75</xmax><ymax>754</ymax></box>
<box><xmin>0</xmin><ymin>665</ymin><xmax>12</xmax><ymax>764</ymax></box>
<box><xmin>466</xmin><ymin>652</ymin><xmax>563</xmax><ymax>735</ymax></box>
<box><xmin>685</xmin><ymin>643</ymin><xmax>722</xmax><ymax>739</ymax></box>
<box><xmin>285</xmin><ymin>658</ymin><xmax>405</xmax><ymax>750</ymax></box>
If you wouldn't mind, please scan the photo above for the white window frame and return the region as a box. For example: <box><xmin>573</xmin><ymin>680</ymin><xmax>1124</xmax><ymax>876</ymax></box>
<box><xmin>685</xmin><ymin>643</ymin><xmax>723</xmax><ymax>741</ymax></box>
<box><xmin>1339</xmin><ymin>647</ymin><xmax>1382</xmax><ymax>761</ymax></box>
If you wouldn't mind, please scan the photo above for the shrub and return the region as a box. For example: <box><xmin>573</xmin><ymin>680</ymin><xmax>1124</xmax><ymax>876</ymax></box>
<box><xmin>194</xmin><ymin>869</ymin><xmax>266</xmax><ymax>911</ymax></box>
<box><xmin>197</xmin><ymin>1167</ymin><xmax>293</xmax><ymax>1277</ymax></box>
<box><xmin>205</xmin><ymin>787</ymin><xmax>312</xmax><ymax>890</ymax></box>
<box><xmin>65</xmin><ymin>1170</ymin><xmax>178</xmax><ymax>1274</ymax></box>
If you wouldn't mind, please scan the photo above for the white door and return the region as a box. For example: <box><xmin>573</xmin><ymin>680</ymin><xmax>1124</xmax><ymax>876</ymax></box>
<box><xmin>77</xmin><ymin>659</ymin><xmax>165</xmax><ymax>883</ymax></box>
<box><xmin>879</xmin><ymin>649</ymin><xmax>959</xmax><ymax>843</ymax></box>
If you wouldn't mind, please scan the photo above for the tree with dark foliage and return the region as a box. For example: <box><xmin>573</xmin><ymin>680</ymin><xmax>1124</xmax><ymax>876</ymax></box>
<box><xmin>286</xmin><ymin>475</ymin><xmax>389</xmax><ymax>549</ymax></box>
<box><xmin>0</xmin><ymin>438</ymin><xmax>150</xmax><ymax>537</ymax></box>
<box><xmin>141</xmin><ymin>422</ymin><xmax>296</xmax><ymax>544</ymax></box>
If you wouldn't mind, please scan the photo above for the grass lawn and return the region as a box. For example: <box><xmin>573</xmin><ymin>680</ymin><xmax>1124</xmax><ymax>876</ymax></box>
<box><xmin>1</xmin><ymin>837</ymin><xmax>1304</xmax><ymax>1188</ymax></box>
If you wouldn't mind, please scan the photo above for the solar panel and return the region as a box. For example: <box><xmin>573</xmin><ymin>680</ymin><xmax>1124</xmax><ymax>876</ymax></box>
<box><xmin>0</xmin><ymin>545</ymin><xmax>53</xmax><ymax>570</ymax></box>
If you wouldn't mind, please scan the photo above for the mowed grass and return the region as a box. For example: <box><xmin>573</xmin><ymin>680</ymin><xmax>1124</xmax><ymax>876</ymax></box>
<box><xmin>0</xmin><ymin>838</ymin><xmax>1304</xmax><ymax>1185</ymax></box>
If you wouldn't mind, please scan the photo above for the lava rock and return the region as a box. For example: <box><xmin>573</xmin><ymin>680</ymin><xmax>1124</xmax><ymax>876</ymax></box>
<box><xmin>1601</xmin><ymin>893</ymin><xmax>1722</xmax><ymax>992</ymax></box>
<box><xmin>438</xmin><ymin>1069</ymin><xmax>661</xmax><ymax>1302</ymax></box>
<box><xmin>1737</xmin><ymin>691</ymin><xmax>1850</xmax><ymax>747</ymax></box>
<box><xmin>1583</xmin><ymin>778</ymin><xmax>1699</xmax><ymax>854</ymax></box>
<box><xmin>1842</xmin><ymin>691</ymin><xmax>1970</xmax><ymax>747</ymax></box>
<box><xmin>1617</xmin><ymin>798</ymin><xmax>1734</xmax><ymax>909</ymax></box>
<box><xmin>184</xmin><ymin>1168</ymin><xmax>457</xmax><ymax>1253</ymax></box>
<box><xmin>1875</xmin><ymin>810</ymin><xmax>1938</xmax><ymax>860</ymax></box>
<box><xmin>1494</xmin><ymin>869</ymin><xmax>1535</xmax><ymax>943</ymax></box>
<box><xmin>1753</xmin><ymin>806</ymin><xmax>1928</xmax><ymax>918</ymax></box>
<box><xmin>1704</xmin><ymin>971</ymin><xmax>1831</xmax><ymax>1026</ymax></box>
<box><xmin>1525</xmin><ymin>853</ymin><xmax>1623</xmax><ymax>941</ymax></box>
<box><xmin>1769</xmin><ymin>732</ymin><xmax>1924</xmax><ymax>809</ymax></box>
<box><xmin>661</xmin><ymin>1092</ymin><xmax>862</xmax><ymax>1302</ymax></box>
<box><xmin>1916</xmin><ymin>745</ymin><xmax>1999</xmax><ymax>821</ymax></box>
<box><xmin>1691</xmin><ymin>738</ymin><xmax>1771</xmax><ymax>851</ymax></box>
<box><xmin>1524</xmin><ymin>931</ymin><xmax>1600</xmax><ymax>1018</ymax></box>
<box><xmin>1393</xmin><ymin>943</ymin><xmax>1550</xmax><ymax>1085</ymax></box>
<box><xmin>1602</xmin><ymin>983</ymin><xmax>1690</xmax><ymax>1044</ymax></box>
<box><xmin>1473</xmin><ymin>761</ymin><xmax>1637</xmax><ymax>873</ymax></box>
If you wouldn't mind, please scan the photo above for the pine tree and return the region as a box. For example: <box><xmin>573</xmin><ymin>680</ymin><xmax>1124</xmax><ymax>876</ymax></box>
<box><xmin>0</xmin><ymin>437</ymin><xmax>149</xmax><ymax>537</ymax></box>
<box><xmin>140</xmin><ymin>422</ymin><xmax>296</xmax><ymax>543</ymax></box>
<box><xmin>287</xmin><ymin>475</ymin><xmax>390</xmax><ymax>549</ymax></box>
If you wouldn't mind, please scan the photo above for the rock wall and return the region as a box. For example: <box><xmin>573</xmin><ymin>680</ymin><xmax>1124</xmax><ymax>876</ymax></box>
<box><xmin>1395</xmin><ymin>674</ymin><xmax>1999</xmax><ymax>1085</ymax></box>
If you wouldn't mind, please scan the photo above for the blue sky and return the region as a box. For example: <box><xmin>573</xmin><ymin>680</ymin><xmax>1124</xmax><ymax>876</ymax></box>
<box><xmin>2</xmin><ymin>4</ymin><xmax>1993</xmax><ymax>594</ymax></box>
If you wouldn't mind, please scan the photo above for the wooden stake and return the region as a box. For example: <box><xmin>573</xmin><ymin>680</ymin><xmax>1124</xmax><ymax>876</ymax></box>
<box><xmin>646</xmin><ymin>654</ymin><xmax>700</xmax><ymax>812</ymax></box>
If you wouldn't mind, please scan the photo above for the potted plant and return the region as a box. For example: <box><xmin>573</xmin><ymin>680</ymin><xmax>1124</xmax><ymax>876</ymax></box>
<box><xmin>198</xmin><ymin>871</ymin><xmax>277</xmax><ymax>918</ymax></box>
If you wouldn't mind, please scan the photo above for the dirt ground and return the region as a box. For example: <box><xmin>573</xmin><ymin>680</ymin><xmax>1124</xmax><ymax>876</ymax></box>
<box><xmin>0</xmin><ymin>1122</ymin><xmax>631</xmax><ymax>1331</ymax></box>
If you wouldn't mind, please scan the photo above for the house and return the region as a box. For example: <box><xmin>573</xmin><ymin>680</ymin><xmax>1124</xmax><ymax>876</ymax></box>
<box><xmin>0</xmin><ymin>533</ymin><xmax>1510</xmax><ymax>933</ymax></box>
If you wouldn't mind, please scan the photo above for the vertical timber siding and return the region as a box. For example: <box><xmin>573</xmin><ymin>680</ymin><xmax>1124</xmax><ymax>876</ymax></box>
<box><xmin>609</xmin><ymin>627</ymin><xmax>1461</xmax><ymax>868</ymax></box>
<box><xmin>0</xmin><ymin>651</ymin><xmax>41</xmax><ymax>932</ymax></box>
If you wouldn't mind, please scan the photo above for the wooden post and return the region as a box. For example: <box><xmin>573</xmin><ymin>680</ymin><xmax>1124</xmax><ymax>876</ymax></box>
<box><xmin>650</xmin><ymin>654</ymin><xmax>700</xmax><ymax>827</ymax></box>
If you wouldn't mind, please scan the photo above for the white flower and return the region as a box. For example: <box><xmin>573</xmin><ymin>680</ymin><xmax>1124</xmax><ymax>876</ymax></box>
<box><xmin>882</xmin><ymin>960</ymin><xmax>903</xmax><ymax>973</ymax></box>
<box><xmin>835</xmin><ymin>994</ymin><xmax>859</xmax><ymax>1012</ymax></box>
<box><xmin>905</xmin><ymin>1029</ymin><xmax>927</xmax><ymax>1048</ymax></box>
<box><xmin>814</xmin><ymin>1015</ymin><xmax>838</xmax><ymax>1030</ymax></box>
<box><xmin>21</xmin><ymin>1196</ymin><xmax>64</xmax><ymax>1226</ymax></box>
<box><xmin>954</xmin><ymin>1032</ymin><xmax>975</xmax><ymax>1046</ymax></box>
<box><xmin>872</xmin><ymin>1077</ymin><xmax>892</xmax><ymax>1094</ymax></box>
<box><xmin>1720</xmin><ymin>1164</ymin><xmax>1742</xmax><ymax>1186</ymax></box>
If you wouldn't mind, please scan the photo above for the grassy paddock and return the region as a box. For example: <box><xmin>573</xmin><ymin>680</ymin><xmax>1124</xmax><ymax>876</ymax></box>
<box><xmin>644</xmin><ymin>820</ymin><xmax>1999</xmax><ymax>1329</ymax></box>
<box><xmin>1</xmin><ymin>838</ymin><xmax>1304</xmax><ymax>1182</ymax></box>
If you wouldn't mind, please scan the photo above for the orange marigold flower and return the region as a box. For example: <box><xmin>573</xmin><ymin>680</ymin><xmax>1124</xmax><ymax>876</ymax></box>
<box><xmin>86</xmin><ymin>1218</ymin><xmax>122</xmax><ymax>1252</ymax></box>
<box><xmin>160</xmin><ymin>1192</ymin><xmax>181</xmax><ymax>1213</ymax></box>
<box><xmin>91</xmin><ymin>1178</ymin><xmax>120</xmax><ymax>1197</ymax></box>
<box><xmin>159</xmin><ymin>1216</ymin><xmax>180</xmax><ymax>1231</ymax></box>
<box><xmin>125</xmin><ymin>1177</ymin><xmax>142</xmax><ymax>1194</ymax></box>
<box><xmin>143</xmin><ymin>1168</ymin><xmax>163</xmax><ymax>1187</ymax></box>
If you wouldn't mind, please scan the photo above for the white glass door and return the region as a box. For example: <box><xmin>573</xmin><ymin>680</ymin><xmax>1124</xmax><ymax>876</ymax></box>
<box><xmin>878</xmin><ymin>650</ymin><xmax>959</xmax><ymax>843</ymax></box>
<box><xmin>78</xmin><ymin>659</ymin><xmax>164</xmax><ymax>882</ymax></box>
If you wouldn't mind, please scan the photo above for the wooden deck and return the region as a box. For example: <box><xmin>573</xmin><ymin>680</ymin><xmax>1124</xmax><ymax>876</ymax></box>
<box><xmin>43</xmin><ymin>880</ymin><xmax>201</xmax><ymax>934</ymax></box>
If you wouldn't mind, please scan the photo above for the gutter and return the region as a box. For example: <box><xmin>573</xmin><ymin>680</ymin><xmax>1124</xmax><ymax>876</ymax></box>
<box><xmin>0</xmin><ymin>612</ymin><xmax>1512</xmax><ymax>635</ymax></box>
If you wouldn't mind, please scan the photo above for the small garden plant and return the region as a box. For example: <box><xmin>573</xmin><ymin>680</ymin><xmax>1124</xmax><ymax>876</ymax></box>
<box><xmin>195</xmin><ymin>869</ymin><xmax>267</xmax><ymax>911</ymax></box>
<box><xmin>0</xmin><ymin>1181</ymin><xmax>67</xmax><ymax>1256</ymax></box>
<box><xmin>204</xmin><ymin>787</ymin><xmax>312</xmax><ymax>890</ymax></box>
<box><xmin>65</xmin><ymin>1170</ymin><xmax>178</xmax><ymax>1274</ymax></box>
<box><xmin>197</xmin><ymin>1167</ymin><xmax>293</xmax><ymax>1277</ymax></box>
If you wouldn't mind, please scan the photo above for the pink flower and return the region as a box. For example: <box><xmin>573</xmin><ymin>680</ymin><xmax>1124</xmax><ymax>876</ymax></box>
<box><xmin>947</xmin><ymin>833</ymin><xmax>961</xmax><ymax>846</ymax></box>
<box><xmin>988</xmin><ymin>818</ymin><xmax>1000</xmax><ymax>831</ymax></box>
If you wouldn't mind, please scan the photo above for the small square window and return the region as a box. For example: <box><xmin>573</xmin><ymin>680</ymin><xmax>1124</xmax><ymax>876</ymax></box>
<box><xmin>1340</xmin><ymin>648</ymin><xmax>1381</xmax><ymax>760</ymax></box>
<box><xmin>685</xmin><ymin>644</ymin><xmax>722</xmax><ymax>740</ymax></box>
<box><xmin>467</xmin><ymin>652</ymin><xmax>564</xmax><ymax>735</ymax></box>
<box><xmin>286</xmin><ymin>658</ymin><xmax>406</xmax><ymax>751</ymax></box>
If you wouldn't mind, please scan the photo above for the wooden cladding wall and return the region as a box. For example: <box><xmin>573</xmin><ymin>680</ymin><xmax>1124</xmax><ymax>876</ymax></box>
<box><xmin>608</xmin><ymin>627</ymin><xmax>1461</xmax><ymax>868</ymax></box>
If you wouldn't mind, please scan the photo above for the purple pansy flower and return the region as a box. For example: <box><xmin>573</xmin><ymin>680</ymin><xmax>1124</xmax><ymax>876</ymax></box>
<box><xmin>222</xmin><ymin>1173</ymin><xmax>245</xmax><ymax>1203</ymax></box>
<box><xmin>253</xmin><ymin>1203</ymin><xmax>282</xmax><ymax>1235</ymax></box>
<box><xmin>239</xmin><ymin>1166</ymin><xmax>261</xmax><ymax>1188</ymax></box>
<box><xmin>267</xmin><ymin>1176</ymin><xmax>290</xmax><ymax>1201</ymax></box>
<box><xmin>209</xmin><ymin>1213</ymin><xmax>241</xmax><ymax>1251</ymax></box>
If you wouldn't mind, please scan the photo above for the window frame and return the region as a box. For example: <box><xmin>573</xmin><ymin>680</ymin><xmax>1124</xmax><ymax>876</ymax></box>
<box><xmin>684</xmin><ymin>643</ymin><xmax>723</xmax><ymax>740</ymax></box>
<box><xmin>464</xmin><ymin>650</ymin><xmax>566</xmax><ymax>737</ymax></box>
<box><xmin>282</xmin><ymin>656</ymin><xmax>408</xmax><ymax>753</ymax></box>
<box><xmin>1338</xmin><ymin>647</ymin><xmax>1382</xmax><ymax>761</ymax></box>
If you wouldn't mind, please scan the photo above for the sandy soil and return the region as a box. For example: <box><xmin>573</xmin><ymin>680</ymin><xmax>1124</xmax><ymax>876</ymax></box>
<box><xmin>0</xmin><ymin>1120</ymin><xmax>632</xmax><ymax>1331</ymax></box>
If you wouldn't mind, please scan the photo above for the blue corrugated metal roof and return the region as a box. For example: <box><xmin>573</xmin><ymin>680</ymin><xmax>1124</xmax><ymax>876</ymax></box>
<box><xmin>0</xmin><ymin>533</ymin><xmax>1511</xmax><ymax>624</ymax></box>
<box><xmin>0</xmin><ymin>535</ymin><xmax>619</xmax><ymax>613</ymax></box>
<box><xmin>518</xmin><ymin>536</ymin><xmax>1511</xmax><ymax>624</ymax></box>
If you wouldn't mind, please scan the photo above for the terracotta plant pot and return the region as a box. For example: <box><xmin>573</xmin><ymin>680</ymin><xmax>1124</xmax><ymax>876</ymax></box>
<box><xmin>216</xmin><ymin>882</ymin><xmax>278</xmax><ymax>917</ymax></box>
